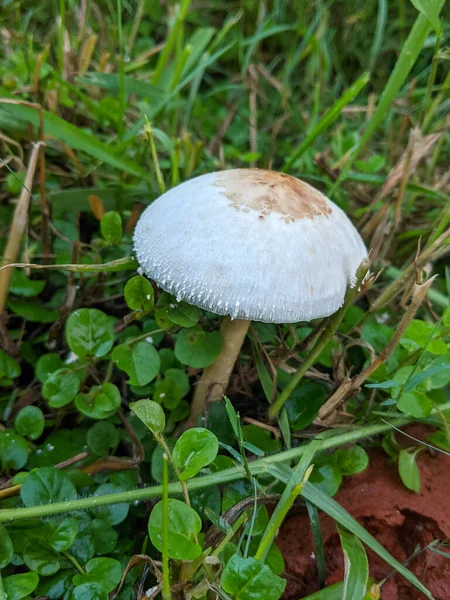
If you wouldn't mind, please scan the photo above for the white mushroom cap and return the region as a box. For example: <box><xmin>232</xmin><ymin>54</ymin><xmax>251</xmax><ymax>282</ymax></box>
<box><xmin>134</xmin><ymin>169</ymin><xmax>368</xmax><ymax>323</ymax></box>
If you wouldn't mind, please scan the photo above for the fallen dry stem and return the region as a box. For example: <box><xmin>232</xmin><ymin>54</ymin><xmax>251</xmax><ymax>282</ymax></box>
<box><xmin>370</xmin><ymin>227</ymin><xmax>450</xmax><ymax>313</ymax></box>
<box><xmin>0</xmin><ymin>141</ymin><xmax>44</xmax><ymax>313</ymax></box>
<box><xmin>318</xmin><ymin>276</ymin><xmax>437</xmax><ymax>423</ymax></box>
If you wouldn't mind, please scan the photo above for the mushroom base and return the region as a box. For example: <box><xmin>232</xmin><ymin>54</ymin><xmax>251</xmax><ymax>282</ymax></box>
<box><xmin>181</xmin><ymin>317</ymin><xmax>250</xmax><ymax>432</ymax></box>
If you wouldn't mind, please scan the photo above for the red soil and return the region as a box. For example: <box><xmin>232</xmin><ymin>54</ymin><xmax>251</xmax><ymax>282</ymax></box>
<box><xmin>277</xmin><ymin>426</ymin><xmax>450</xmax><ymax>600</ymax></box>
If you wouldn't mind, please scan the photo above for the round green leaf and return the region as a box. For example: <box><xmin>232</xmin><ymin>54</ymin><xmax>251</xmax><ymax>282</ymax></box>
<box><xmin>158</xmin><ymin>296</ymin><xmax>201</xmax><ymax>328</ymax></box>
<box><xmin>7</xmin><ymin>298</ymin><xmax>59</xmax><ymax>323</ymax></box>
<box><xmin>20</xmin><ymin>467</ymin><xmax>77</xmax><ymax>507</ymax></box>
<box><xmin>0</xmin><ymin>524</ymin><xmax>14</xmax><ymax>568</ymax></box>
<box><xmin>0</xmin><ymin>349</ymin><xmax>21</xmax><ymax>380</ymax></box>
<box><xmin>397</xmin><ymin>391</ymin><xmax>432</xmax><ymax>418</ymax></box>
<box><xmin>14</xmin><ymin>406</ymin><xmax>45</xmax><ymax>440</ymax></box>
<box><xmin>124</xmin><ymin>275</ymin><xmax>154</xmax><ymax>312</ymax></box>
<box><xmin>285</xmin><ymin>382</ymin><xmax>327</xmax><ymax>431</ymax></box>
<box><xmin>87</xmin><ymin>421</ymin><xmax>120</xmax><ymax>456</ymax></box>
<box><xmin>91</xmin><ymin>484</ymin><xmax>129</xmax><ymax>525</ymax></box>
<box><xmin>66</xmin><ymin>309</ymin><xmax>115</xmax><ymax>358</ymax></box>
<box><xmin>398</xmin><ymin>449</ymin><xmax>421</xmax><ymax>493</ymax></box>
<box><xmin>100</xmin><ymin>211</ymin><xmax>122</xmax><ymax>244</ymax></box>
<box><xmin>175</xmin><ymin>326</ymin><xmax>223</xmax><ymax>368</ymax></box>
<box><xmin>153</xmin><ymin>377</ymin><xmax>182</xmax><ymax>409</ymax></box>
<box><xmin>35</xmin><ymin>353</ymin><xmax>63</xmax><ymax>383</ymax></box>
<box><xmin>309</xmin><ymin>463</ymin><xmax>342</xmax><ymax>497</ymax></box>
<box><xmin>165</xmin><ymin>368</ymin><xmax>190</xmax><ymax>397</ymax></box>
<box><xmin>335</xmin><ymin>445</ymin><xmax>369</xmax><ymax>476</ymax></box>
<box><xmin>148</xmin><ymin>498</ymin><xmax>202</xmax><ymax>560</ymax></box>
<box><xmin>92</xmin><ymin>519</ymin><xmax>118</xmax><ymax>555</ymax></box>
<box><xmin>10</xmin><ymin>270</ymin><xmax>45</xmax><ymax>297</ymax></box>
<box><xmin>72</xmin><ymin>582</ymin><xmax>108</xmax><ymax>600</ymax></box>
<box><xmin>75</xmin><ymin>383</ymin><xmax>121</xmax><ymax>419</ymax></box>
<box><xmin>0</xmin><ymin>430</ymin><xmax>29</xmax><ymax>471</ymax></box>
<box><xmin>72</xmin><ymin>557</ymin><xmax>122</xmax><ymax>593</ymax></box>
<box><xmin>23</xmin><ymin>540</ymin><xmax>60</xmax><ymax>575</ymax></box>
<box><xmin>48</xmin><ymin>517</ymin><xmax>79</xmax><ymax>552</ymax></box>
<box><xmin>42</xmin><ymin>369</ymin><xmax>81</xmax><ymax>408</ymax></box>
<box><xmin>112</xmin><ymin>341</ymin><xmax>160</xmax><ymax>386</ymax></box>
<box><xmin>173</xmin><ymin>428</ymin><xmax>219</xmax><ymax>480</ymax></box>
<box><xmin>130</xmin><ymin>399</ymin><xmax>166</xmax><ymax>435</ymax></box>
<box><xmin>3</xmin><ymin>572</ymin><xmax>39</xmax><ymax>600</ymax></box>
<box><xmin>221</xmin><ymin>554</ymin><xmax>286</xmax><ymax>600</ymax></box>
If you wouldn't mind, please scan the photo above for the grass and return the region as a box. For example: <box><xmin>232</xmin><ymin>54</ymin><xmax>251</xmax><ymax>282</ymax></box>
<box><xmin>0</xmin><ymin>1</ymin><xmax>449</xmax><ymax>600</ymax></box>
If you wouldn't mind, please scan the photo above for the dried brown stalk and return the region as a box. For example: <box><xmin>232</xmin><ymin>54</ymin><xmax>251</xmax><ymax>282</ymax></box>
<box><xmin>0</xmin><ymin>142</ymin><xmax>44</xmax><ymax>314</ymax></box>
<box><xmin>317</xmin><ymin>276</ymin><xmax>436</xmax><ymax>424</ymax></box>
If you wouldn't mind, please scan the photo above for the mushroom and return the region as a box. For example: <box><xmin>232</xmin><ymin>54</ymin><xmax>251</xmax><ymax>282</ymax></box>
<box><xmin>134</xmin><ymin>169</ymin><xmax>368</xmax><ymax>430</ymax></box>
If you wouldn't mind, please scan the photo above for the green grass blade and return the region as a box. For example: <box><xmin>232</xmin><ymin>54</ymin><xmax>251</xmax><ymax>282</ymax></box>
<box><xmin>301</xmin><ymin>582</ymin><xmax>344</xmax><ymax>600</ymax></box>
<box><xmin>301</xmin><ymin>482</ymin><xmax>433</xmax><ymax>598</ymax></box>
<box><xmin>0</xmin><ymin>95</ymin><xmax>145</xmax><ymax>177</ymax></box>
<box><xmin>330</xmin><ymin>2</ymin><xmax>444</xmax><ymax>192</ymax></box>
<box><xmin>369</xmin><ymin>0</ymin><xmax>388</xmax><ymax>72</ymax></box>
<box><xmin>337</xmin><ymin>524</ymin><xmax>369</xmax><ymax>600</ymax></box>
<box><xmin>306</xmin><ymin>501</ymin><xmax>326</xmax><ymax>588</ymax></box>
<box><xmin>282</xmin><ymin>71</ymin><xmax>370</xmax><ymax>171</ymax></box>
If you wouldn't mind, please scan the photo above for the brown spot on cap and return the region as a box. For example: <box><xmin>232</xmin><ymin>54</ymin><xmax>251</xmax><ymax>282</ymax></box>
<box><xmin>214</xmin><ymin>169</ymin><xmax>332</xmax><ymax>221</ymax></box>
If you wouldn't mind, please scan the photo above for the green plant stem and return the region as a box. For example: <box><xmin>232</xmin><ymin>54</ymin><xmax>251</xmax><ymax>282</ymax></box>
<box><xmin>4</xmin><ymin>408</ymin><xmax>449</xmax><ymax>523</ymax></box>
<box><xmin>63</xmin><ymin>551</ymin><xmax>85</xmax><ymax>574</ymax></box>
<box><xmin>144</xmin><ymin>117</ymin><xmax>166</xmax><ymax>193</ymax></box>
<box><xmin>162</xmin><ymin>454</ymin><xmax>172</xmax><ymax>600</ymax></box>
<box><xmin>423</xmin><ymin>67</ymin><xmax>450</xmax><ymax>131</ymax></box>
<box><xmin>117</xmin><ymin>0</ymin><xmax>125</xmax><ymax>139</ymax></box>
<box><xmin>269</xmin><ymin>258</ymin><xmax>370</xmax><ymax>418</ymax></box>
<box><xmin>0</xmin><ymin>256</ymin><xmax>137</xmax><ymax>274</ymax></box>
<box><xmin>155</xmin><ymin>433</ymin><xmax>191</xmax><ymax>509</ymax></box>
<box><xmin>58</xmin><ymin>0</ymin><xmax>65</xmax><ymax>78</ymax></box>
<box><xmin>421</xmin><ymin>32</ymin><xmax>442</xmax><ymax>131</ymax></box>
<box><xmin>330</xmin><ymin>3</ymin><xmax>445</xmax><ymax>193</ymax></box>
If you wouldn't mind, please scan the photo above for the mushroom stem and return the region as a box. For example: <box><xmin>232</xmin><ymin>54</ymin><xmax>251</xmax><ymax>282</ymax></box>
<box><xmin>183</xmin><ymin>317</ymin><xmax>250</xmax><ymax>431</ymax></box>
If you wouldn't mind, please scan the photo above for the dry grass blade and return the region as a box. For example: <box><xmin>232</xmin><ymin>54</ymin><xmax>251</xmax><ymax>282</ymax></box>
<box><xmin>0</xmin><ymin>142</ymin><xmax>44</xmax><ymax>313</ymax></box>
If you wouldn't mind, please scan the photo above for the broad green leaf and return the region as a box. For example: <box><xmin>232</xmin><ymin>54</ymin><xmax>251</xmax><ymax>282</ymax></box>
<box><xmin>285</xmin><ymin>382</ymin><xmax>327</xmax><ymax>430</ymax></box>
<box><xmin>42</xmin><ymin>369</ymin><xmax>81</xmax><ymax>408</ymax></box>
<box><xmin>14</xmin><ymin>406</ymin><xmax>45</xmax><ymax>440</ymax></box>
<box><xmin>0</xmin><ymin>430</ymin><xmax>29</xmax><ymax>471</ymax></box>
<box><xmin>124</xmin><ymin>275</ymin><xmax>154</xmax><ymax>312</ymax></box>
<box><xmin>148</xmin><ymin>498</ymin><xmax>202</xmax><ymax>560</ymax></box>
<box><xmin>221</xmin><ymin>554</ymin><xmax>286</xmax><ymax>600</ymax></box>
<box><xmin>72</xmin><ymin>582</ymin><xmax>108</xmax><ymax>600</ymax></box>
<box><xmin>86</xmin><ymin>421</ymin><xmax>120</xmax><ymax>456</ymax></box>
<box><xmin>0</xmin><ymin>95</ymin><xmax>145</xmax><ymax>176</ymax></box>
<box><xmin>165</xmin><ymin>368</ymin><xmax>190</xmax><ymax>397</ymax></box>
<box><xmin>92</xmin><ymin>519</ymin><xmax>118</xmax><ymax>555</ymax></box>
<box><xmin>35</xmin><ymin>353</ymin><xmax>63</xmax><ymax>383</ymax></box>
<box><xmin>337</xmin><ymin>524</ymin><xmax>369</xmax><ymax>600</ymax></box>
<box><xmin>75</xmin><ymin>382</ymin><xmax>121</xmax><ymax>419</ymax></box>
<box><xmin>0</xmin><ymin>348</ymin><xmax>21</xmax><ymax>379</ymax></box>
<box><xmin>100</xmin><ymin>211</ymin><xmax>122</xmax><ymax>244</ymax></box>
<box><xmin>112</xmin><ymin>341</ymin><xmax>160</xmax><ymax>385</ymax></box>
<box><xmin>157</xmin><ymin>294</ymin><xmax>201</xmax><ymax>328</ymax></box>
<box><xmin>66</xmin><ymin>308</ymin><xmax>115</xmax><ymax>358</ymax></box>
<box><xmin>130</xmin><ymin>399</ymin><xmax>166</xmax><ymax>435</ymax></box>
<box><xmin>9</xmin><ymin>270</ymin><xmax>45</xmax><ymax>297</ymax></box>
<box><xmin>397</xmin><ymin>391</ymin><xmax>432</xmax><ymax>418</ymax></box>
<box><xmin>309</xmin><ymin>463</ymin><xmax>342</xmax><ymax>497</ymax></box>
<box><xmin>23</xmin><ymin>540</ymin><xmax>60</xmax><ymax>575</ymax></box>
<box><xmin>173</xmin><ymin>428</ymin><xmax>219</xmax><ymax>480</ymax></box>
<box><xmin>0</xmin><ymin>523</ymin><xmax>14</xmax><ymax>568</ymax></box>
<box><xmin>410</xmin><ymin>0</ymin><xmax>442</xmax><ymax>33</ymax></box>
<box><xmin>190</xmin><ymin>485</ymin><xmax>222</xmax><ymax>518</ymax></box>
<box><xmin>48</xmin><ymin>517</ymin><xmax>79</xmax><ymax>552</ymax></box>
<box><xmin>72</xmin><ymin>557</ymin><xmax>122</xmax><ymax>593</ymax></box>
<box><xmin>35</xmin><ymin>571</ymin><xmax>73</xmax><ymax>600</ymax></box>
<box><xmin>7</xmin><ymin>298</ymin><xmax>59</xmax><ymax>323</ymax></box>
<box><xmin>398</xmin><ymin>449</ymin><xmax>421</xmax><ymax>493</ymax></box>
<box><xmin>153</xmin><ymin>377</ymin><xmax>182</xmax><ymax>409</ymax></box>
<box><xmin>175</xmin><ymin>326</ymin><xmax>223</xmax><ymax>368</ymax></box>
<box><xmin>401</xmin><ymin>319</ymin><xmax>447</xmax><ymax>355</ymax></box>
<box><xmin>335</xmin><ymin>446</ymin><xmax>369</xmax><ymax>476</ymax></box>
<box><xmin>20</xmin><ymin>467</ymin><xmax>77</xmax><ymax>506</ymax></box>
<box><xmin>91</xmin><ymin>484</ymin><xmax>129</xmax><ymax>525</ymax></box>
<box><xmin>3</xmin><ymin>572</ymin><xmax>39</xmax><ymax>600</ymax></box>
<box><xmin>300</xmin><ymin>582</ymin><xmax>343</xmax><ymax>599</ymax></box>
